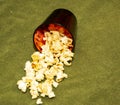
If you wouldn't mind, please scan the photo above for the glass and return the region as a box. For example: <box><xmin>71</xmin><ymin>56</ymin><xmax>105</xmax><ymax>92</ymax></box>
<box><xmin>33</xmin><ymin>8</ymin><xmax>77</xmax><ymax>52</ymax></box>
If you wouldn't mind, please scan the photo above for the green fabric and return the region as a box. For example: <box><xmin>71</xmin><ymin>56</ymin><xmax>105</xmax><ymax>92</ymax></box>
<box><xmin>0</xmin><ymin>0</ymin><xmax>120</xmax><ymax>105</ymax></box>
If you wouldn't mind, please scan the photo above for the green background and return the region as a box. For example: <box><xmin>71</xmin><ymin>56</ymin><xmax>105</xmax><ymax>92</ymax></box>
<box><xmin>0</xmin><ymin>0</ymin><xmax>120</xmax><ymax>105</ymax></box>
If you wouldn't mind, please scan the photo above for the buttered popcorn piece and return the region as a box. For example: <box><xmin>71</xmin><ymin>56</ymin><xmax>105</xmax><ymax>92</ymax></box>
<box><xmin>17</xmin><ymin>30</ymin><xmax>74</xmax><ymax>104</ymax></box>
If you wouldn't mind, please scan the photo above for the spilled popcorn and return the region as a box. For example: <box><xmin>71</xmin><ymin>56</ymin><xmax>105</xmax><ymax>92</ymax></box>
<box><xmin>17</xmin><ymin>31</ymin><xmax>74</xmax><ymax>104</ymax></box>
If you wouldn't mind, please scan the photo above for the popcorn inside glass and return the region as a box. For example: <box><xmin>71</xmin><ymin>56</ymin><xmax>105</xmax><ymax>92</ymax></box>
<box><xmin>33</xmin><ymin>9</ymin><xmax>77</xmax><ymax>52</ymax></box>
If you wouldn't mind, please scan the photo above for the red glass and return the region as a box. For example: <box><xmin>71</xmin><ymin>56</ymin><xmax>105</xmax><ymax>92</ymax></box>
<box><xmin>33</xmin><ymin>9</ymin><xmax>77</xmax><ymax>52</ymax></box>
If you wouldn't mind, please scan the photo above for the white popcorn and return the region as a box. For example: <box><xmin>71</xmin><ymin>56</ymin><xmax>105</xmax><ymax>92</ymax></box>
<box><xmin>26</xmin><ymin>71</ymin><xmax>35</xmax><ymax>78</ymax></box>
<box><xmin>24</xmin><ymin>61</ymin><xmax>33</xmax><ymax>71</ymax></box>
<box><xmin>52</xmin><ymin>40</ymin><xmax>62</xmax><ymax>51</ymax></box>
<box><xmin>60</xmin><ymin>36</ymin><xmax>69</xmax><ymax>44</ymax></box>
<box><xmin>52</xmin><ymin>81</ymin><xmax>59</xmax><ymax>88</ymax></box>
<box><xmin>39</xmin><ymin>60</ymin><xmax>48</xmax><ymax>68</ymax></box>
<box><xmin>41</xmin><ymin>43</ymin><xmax>50</xmax><ymax>54</ymax></box>
<box><xmin>44</xmin><ymin>55</ymin><xmax>54</xmax><ymax>65</ymax></box>
<box><xmin>29</xmin><ymin>80</ymin><xmax>39</xmax><ymax>99</ymax></box>
<box><xmin>36</xmin><ymin>98</ymin><xmax>43</xmax><ymax>105</ymax></box>
<box><xmin>63</xmin><ymin>57</ymin><xmax>72</xmax><ymax>66</ymax></box>
<box><xmin>40</xmin><ymin>80</ymin><xmax>53</xmax><ymax>97</ymax></box>
<box><xmin>35</xmin><ymin>69</ymin><xmax>45</xmax><ymax>81</ymax></box>
<box><xmin>30</xmin><ymin>89</ymin><xmax>39</xmax><ymax>99</ymax></box>
<box><xmin>48</xmin><ymin>91</ymin><xmax>55</xmax><ymax>98</ymax></box>
<box><xmin>17</xmin><ymin>80</ymin><xmax>27</xmax><ymax>92</ymax></box>
<box><xmin>17</xmin><ymin>30</ymin><xmax>74</xmax><ymax>104</ymax></box>
<box><xmin>30</xmin><ymin>80</ymin><xmax>39</xmax><ymax>90</ymax></box>
<box><xmin>56</xmin><ymin>70</ymin><xmax>68</xmax><ymax>82</ymax></box>
<box><xmin>55</xmin><ymin>62</ymin><xmax>64</xmax><ymax>71</ymax></box>
<box><xmin>50</xmin><ymin>31</ymin><xmax>59</xmax><ymax>40</ymax></box>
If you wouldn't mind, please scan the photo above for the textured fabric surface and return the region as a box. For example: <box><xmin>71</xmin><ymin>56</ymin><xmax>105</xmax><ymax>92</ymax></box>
<box><xmin>0</xmin><ymin>0</ymin><xmax>120</xmax><ymax>105</ymax></box>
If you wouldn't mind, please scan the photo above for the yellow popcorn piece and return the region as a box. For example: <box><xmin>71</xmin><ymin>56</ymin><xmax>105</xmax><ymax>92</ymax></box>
<box><xmin>32</xmin><ymin>61</ymin><xmax>40</xmax><ymax>71</ymax></box>
<box><xmin>31</xmin><ymin>52</ymin><xmax>41</xmax><ymax>62</ymax></box>
<box><xmin>17</xmin><ymin>30</ymin><xmax>74</xmax><ymax>104</ymax></box>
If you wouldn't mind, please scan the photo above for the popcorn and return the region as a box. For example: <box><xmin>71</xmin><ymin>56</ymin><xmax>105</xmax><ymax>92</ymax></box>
<box><xmin>52</xmin><ymin>80</ymin><xmax>59</xmax><ymax>88</ymax></box>
<box><xmin>17</xmin><ymin>80</ymin><xmax>27</xmax><ymax>92</ymax></box>
<box><xmin>56</xmin><ymin>70</ymin><xmax>68</xmax><ymax>82</ymax></box>
<box><xmin>38</xmin><ymin>80</ymin><xmax>54</xmax><ymax>97</ymax></box>
<box><xmin>48</xmin><ymin>91</ymin><xmax>55</xmax><ymax>98</ymax></box>
<box><xmin>17</xmin><ymin>30</ymin><xmax>74</xmax><ymax>104</ymax></box>
<box><xmin>31</xmin><ymin>52</ymin><xmax>41</xmax><ymax>62</ymax></box>
<box><xmin>35</xmin><ymin>70</ymin><xmax>44</xmax><ymax>81</ymax></box>
<box><xmin>30</xmin><ymin>89</ymin><xmax>39</xmax><ymax>99</ymax></box>
<box><xmin>36</xmin><ymin>98</ymin><xmax>43</xmax><ymax>105</ymax></box>
<box><xmin>24</xmin><ymin>61</ymin><xmax>33</xmax><ymax>72</ymax></box>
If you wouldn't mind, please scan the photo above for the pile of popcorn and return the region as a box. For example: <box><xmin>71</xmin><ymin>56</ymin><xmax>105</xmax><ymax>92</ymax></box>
<box><xmin>17</xmin><ymin>31</ymin><xmax>74</xmax><ymax>104</ymax></box>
